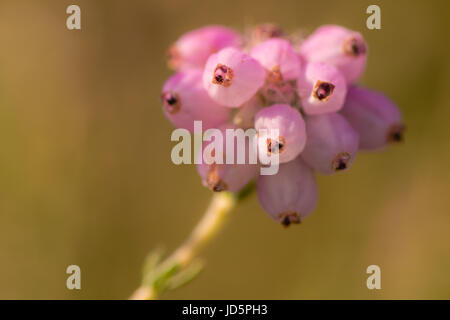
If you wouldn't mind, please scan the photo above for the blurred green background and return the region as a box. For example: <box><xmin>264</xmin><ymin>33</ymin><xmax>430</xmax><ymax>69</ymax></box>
<box><xmin>0</xmin><ymin>0</ymin><xmax>449</xmax><ymax>299</ymax></box>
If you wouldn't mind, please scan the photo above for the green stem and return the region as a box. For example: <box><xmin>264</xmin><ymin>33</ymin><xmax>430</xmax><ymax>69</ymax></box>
<box><xmin>130</xmin><ymin>191</ymin><xmax>240</xmax><ymax>300</ymax></box>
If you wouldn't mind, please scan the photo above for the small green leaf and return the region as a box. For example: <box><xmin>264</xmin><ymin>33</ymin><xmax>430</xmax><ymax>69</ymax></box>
<box><xmin>166</xmin><ymin>259</ymin><xmax>204</xmax><ymax>291</ymax></box>
<box><xmin>142</xmin><ymin>248</ymin><xmax>163</xmax><ymax>275</ymax></box>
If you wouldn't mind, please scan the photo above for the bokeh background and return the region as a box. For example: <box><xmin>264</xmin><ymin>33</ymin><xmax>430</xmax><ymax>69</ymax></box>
<box><xmin>0</xmin><ymin>0</ymin><xmax>449</xmax><ymax>299</ymax></box>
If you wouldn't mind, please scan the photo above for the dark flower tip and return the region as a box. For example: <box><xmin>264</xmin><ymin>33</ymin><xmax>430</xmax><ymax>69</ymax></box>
<box><xmin>160</xmin><ymin>91</ymin><xmax>181</xmax><ymax>114</ymax></box>
<box><xmin>267</xmin><ymin>137</ymin><xmax>286</xmax><ymax>155</ymax></box>
<box><xmin>332</xmin><ymin>152</ymin><xmax>351</xmax><ymax>172</ymax></box>
<box><xmin>206</xmin><ymin>166</ymin><xmax>228</xmax><ymax>192</ymax></box>
<box><xmin>279</xmin><ymin>212</ymin><xmax>301</xmax><ymax>227</ymax></box>
<box><xmin>212</xmin><ymin>64</ymin><xmax>234</xmax><ymax>87</ymax></box>
<box><xmin>313</xmin><ymin>81</ymin><xmax>335</xmax><ymax>102</ymax></box>
<box><xmin>212</xmin><ymin>182</ymin><xmax>227</xmax><ymax>192</ymax></box>
<box><xmin>387</xmin><ymin>124</ymin><xmax>406</xmax><ymax>143</ymax></box>
<box><xmin>343</xmin><ymin>37</ymin><xmax>367</xmax><ymax>57</ymax></box>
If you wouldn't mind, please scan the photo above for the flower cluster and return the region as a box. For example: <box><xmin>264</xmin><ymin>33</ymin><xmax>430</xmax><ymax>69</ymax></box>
<box><xmin>161</xmin><ymin>24</ymin><xmax>404</xmax><ymax>227</ymax></box>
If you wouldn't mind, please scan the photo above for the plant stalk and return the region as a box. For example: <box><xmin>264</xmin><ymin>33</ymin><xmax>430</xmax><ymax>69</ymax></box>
<box><xmin>130</xmin><ymin>191</ymin><xmax>238</xmax><ymax>300</ymax></box>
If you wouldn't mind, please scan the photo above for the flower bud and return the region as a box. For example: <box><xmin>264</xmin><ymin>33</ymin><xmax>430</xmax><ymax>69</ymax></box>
<box><xmin>254</xmin><ymin>104</ymin><xmax>306</xmax><ymax>164</ymax></box>
<box><xmin>257</xmin><ymin>157</ymin><xmax>318</xmax><ymax>226</ymax></box>
<box><xmin>301</xmin><ymin>113</ymin><xmax>359</xmax><ymax>175</ymax></box>
<box><xmin>340</xmin><ymin>86</ymin><xmax>404</xmax><ymax>150</ymax></box>
<box><xmin>168</xmin><ymin>25</ymin><xmax>241</xmax><ymax>70</ymax></box>
<box><xmin>203</xmin><ymin>48</ymin><xmax>266</xmax><ymax>107</ymax></box>
<box><xmin>198</xmin><ymin>162</ymin><xmax>259</xmax><ymax>192</ymax></box>
<box><xmin>161</xmin><ymin>71</ymin><xmax>231</xmax><ymax>132</ymax></box>
<box><xmin>297</xmin><ymin>62</ymin><xmax>347</xmax><ymax>115</ymax></box>
<box><xmin>299</xmin><ymin>25</ymin><xmax>367</xmax><ymax>83</ymax></box>
<box><xmin>197</xmin><ymin>125</ymin><xmax>259</xmax><ymax>192</ymax></box>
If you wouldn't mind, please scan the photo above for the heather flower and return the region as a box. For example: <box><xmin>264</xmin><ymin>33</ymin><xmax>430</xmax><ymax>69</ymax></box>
<box><xmin>254</xmin><ymin>104</ymin><xmax>306</xmax><ymax>164</ymax></box>
<box><xmin>299</xmin><ymin>25</ymin><xmax>367</xmax><ymax>83</ymax></box>
<box><xmin>340</xmin><ymin>86</ymin><xmax>404</xmax><ymax>150</ymax></box>
<box><xmin>297</xmin><ymin>62</ymin><xmax>347</xmax><ymax>115</ymax></box>
<box><xmin>160</xmin><ymin>24</ymin><xmax>403</xmax><ymax>227</ymax></box>
<box><xmin>161</xmin><ymin>70</ymin><xmax>231</xmax><ymax>132</ymax></box>
<box><xmin>301</xmin><ymin>113</ymin><xmax>359</xmax><ymax>175</ymax></box>
<box><xmin>168</xmin><ymin>25</ymin><xmax>241</xmax><ymax>71</ymax></box>
<box><xmin>197</xmin><ymin>124</ymin><xmax>259</xmax><ymax>192</ymax></box>
<box><xmin>257</xmin><ymin>157</ymin><xmax>318</xmax><ymax>226</ymax></box>
<box><xmin>203</xmin><ymin>47</ymin><xmax>266</xmax><ymax>107</ymax></box>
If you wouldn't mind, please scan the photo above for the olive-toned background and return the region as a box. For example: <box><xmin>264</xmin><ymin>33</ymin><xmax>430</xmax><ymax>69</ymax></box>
<box><xmin>0</xmin><ymin>0</ymin><xmax>449</xmax><ymax>299</ymax></box>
